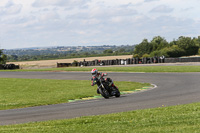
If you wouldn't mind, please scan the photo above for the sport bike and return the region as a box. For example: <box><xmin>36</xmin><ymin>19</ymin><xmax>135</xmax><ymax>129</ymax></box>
<box><xmin>91</xmin><ymin>77</ymin><xmax>120</xmax><ymax>99</ymax></box>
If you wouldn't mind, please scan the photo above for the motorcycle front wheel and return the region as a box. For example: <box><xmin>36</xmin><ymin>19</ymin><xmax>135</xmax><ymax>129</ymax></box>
<box><xmin>99</xmin><ymin>88</ymin><xmax>110</xmax><ymax>99</ymax></box>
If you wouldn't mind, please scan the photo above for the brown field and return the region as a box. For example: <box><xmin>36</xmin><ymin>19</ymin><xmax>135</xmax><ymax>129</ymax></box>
<box><xmin>8</xmin><ymin>55</ymin><xmax>133</xmax><ymax>69</ymax></box>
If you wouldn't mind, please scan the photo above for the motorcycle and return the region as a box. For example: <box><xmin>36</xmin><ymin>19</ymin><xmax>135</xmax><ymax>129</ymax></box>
<box><xmin>91</xmin><ymin>77</ymin><xmax>120</xmax><ymax>99</ymax></box>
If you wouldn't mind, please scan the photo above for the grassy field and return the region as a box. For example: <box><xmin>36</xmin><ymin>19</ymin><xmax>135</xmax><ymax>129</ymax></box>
<box><xmin>3</xmin><ymin>65</ymin><xmax>200</xmax><ymax>72</ymax></box>
<box><xmin>0</xmin><ymin>102</ymin><xmax>199</xmax><ymax>133</ymax></box>
<box><xmin>1</xmin><ymin>66</ymin><xmax>199</xmax><ymax>132</ymax></box>
<box><xmin>0</xmin><ymin>78</ymin><xmax>150</xmax><ymax>110</ymax></box>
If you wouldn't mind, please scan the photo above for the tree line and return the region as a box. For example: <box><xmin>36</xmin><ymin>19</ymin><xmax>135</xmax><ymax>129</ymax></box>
<box><xmin>0</xmin><ymin>50</ymin><xmax>7</xmax><ymax>64</ymax></box>
<box><xmin>133</xmin><ymin>36</ymin><xmax>200</xmax><ymax>58</ymax></box>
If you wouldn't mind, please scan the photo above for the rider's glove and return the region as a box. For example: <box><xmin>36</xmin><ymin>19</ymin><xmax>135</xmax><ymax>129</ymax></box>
<box><xmin>91</xmin><ymin>80</ymin><xmax>96</xmax><ymax>86</ymax></box>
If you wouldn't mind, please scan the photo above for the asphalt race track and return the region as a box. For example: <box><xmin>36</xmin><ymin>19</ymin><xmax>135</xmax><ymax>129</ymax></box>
<box><xmin>0</xmin><ymin>71</ymin><xmax>200</xmax><ymax>125</ymax></box>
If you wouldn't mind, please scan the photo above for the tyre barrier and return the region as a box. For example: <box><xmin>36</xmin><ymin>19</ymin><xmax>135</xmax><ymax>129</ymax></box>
<box><xmin>0</xmin><ymin>64</ymin><xmax>19</xmax><ymax>70</ymax></box>
<box><xmin>57</xmin><ymin>57</ymin><xmax>165</xmax><ymax>67</ymax></box>
<box><xmin>57</xmin><ymin>56</ymin><xmax>200</xmax><ymax>67</ymax></box>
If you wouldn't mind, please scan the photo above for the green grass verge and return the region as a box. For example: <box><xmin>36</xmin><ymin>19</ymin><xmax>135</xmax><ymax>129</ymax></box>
<box><xmin>0</xmin><ymin>78</ymin><xmax>150</xmax><ymax>110</ymax></box>
<box><xmin>1</xmin><ymin>65</ymin><xmax>200</xmax><ymax>72</ymax></box>
<box><xmin>0</xmin><ymin>102</ymin><xmax>199</xmax><ymax>132</ymax></box>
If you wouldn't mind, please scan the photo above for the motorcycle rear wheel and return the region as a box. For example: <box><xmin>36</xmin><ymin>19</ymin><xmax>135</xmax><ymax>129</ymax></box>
<box><xmin>115</xmin><ymin>89</ymin><xmax>120</xmax><ymax>97</ymax></box>
<box><xmin>112</xmin><ymin>87</ymin><xmax>120</xmax><ymax>97</ymax></box>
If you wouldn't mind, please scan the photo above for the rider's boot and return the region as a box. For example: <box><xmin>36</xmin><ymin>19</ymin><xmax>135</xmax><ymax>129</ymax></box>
<box><xmin>110</xmin><ymin>84</ymin><xmax>118</xmax><ymax>95</ymax></box>
<box><xmin>111</xmin><ymin>84</ymin><xmax>118</xmax><ymax>89</ymax></box>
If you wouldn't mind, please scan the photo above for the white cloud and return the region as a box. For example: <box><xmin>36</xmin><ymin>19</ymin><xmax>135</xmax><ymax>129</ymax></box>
<box><xmin>144</xmin><ymin>0</ymin><xmax>160</xmax><ymax>2</ymax></box>
<box><xmin>38</xmin><ymin>12</ymin><xmax>60</xmax><ymax>22</ymax></box>
<box><xmin>32</xmin><ymin>0</ymin><xmax>90</xmax><ymax>8</ymax></box>
<box><xmin>0</xmin><ymin>1</ymin><xmax>22</xmax><ymax>15</ymax></box>
<box><xmin>32</xmin><ymin>0</ymin><xmax>62</xmax><ymax>7</ymax></box>
<box><xmin>0</xmin><ymin>0</ymin><xmax>200</xmax><ymax>49</ymax></box>
<box><xmin>150</xmin><ymin>5</ymin><xmax>174</xmax><ymax>13</ymax></box>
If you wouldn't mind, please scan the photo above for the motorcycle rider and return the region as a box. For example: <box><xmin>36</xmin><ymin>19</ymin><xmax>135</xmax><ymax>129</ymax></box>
<box><xmin>91</xmin><ymin>68</ymin><xmax>117</xmax><ymax>94</ymax></box>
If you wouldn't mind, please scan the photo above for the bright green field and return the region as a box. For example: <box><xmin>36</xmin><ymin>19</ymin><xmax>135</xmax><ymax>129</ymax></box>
<box><xmin>0</xmin><ymin>102</ymin><xmax>199</xmax><ymax>133</ymax></box>
<box><xmin>1</xmin><ymin>65</ymin><xmax>200</xmax><ymax>72</ymax></box>
<box><xmin>0</xmin><ymin>78</ymin><xmax>150</xmax><ymax>110</ymax></box>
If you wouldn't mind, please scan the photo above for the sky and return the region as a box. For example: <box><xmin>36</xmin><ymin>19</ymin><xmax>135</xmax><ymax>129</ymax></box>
<box><xmin>0</xmin><ymin>0</ymin><xmax>200</xmax><ymax>49</ymax></box>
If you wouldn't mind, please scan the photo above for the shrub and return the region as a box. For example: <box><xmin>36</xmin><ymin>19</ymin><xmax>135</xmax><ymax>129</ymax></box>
<box><xmin>133</xmin><ymin>54</ymin><xmax>140</xmax><ymax>58</ymax></box>
<box><xmin>150</xmin><ymin>50</ymin><xmax>162</xmax><ymax>57</ymax></box>
<box><xmin>142</xmin><ymin>54</ymin><xmax>150</xmax><ymax>58</ymax></box>
<box><xmin>161</xmin><ymin>45</ymin><xmax>185</xmax><ymax>57</ymax></box>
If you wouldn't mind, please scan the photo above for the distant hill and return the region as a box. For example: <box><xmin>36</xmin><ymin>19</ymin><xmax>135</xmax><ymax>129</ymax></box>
<box><xmin>4</xmin><ymin>45</ymin><xmax>135</xmax><ymax>61</ymax></box>
<box><xmin>4</xmin><ymin>45</ymin><xmax>134</xmax><ymax>56</ymax></box>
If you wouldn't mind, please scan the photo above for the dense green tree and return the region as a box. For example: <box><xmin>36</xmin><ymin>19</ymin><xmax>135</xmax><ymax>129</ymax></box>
<box><xmin>134</xmin><ymin>39</ymin><xmax>152</xmax><ymax>57</ymax></box>
<box><xmin>198</xmin><ymin>48</ymin><xmax>200</xmax><ymax>55</ymax></box>
<box><xmin>0</xmin><ymin>50</ymin><xmax>3</xmax><ymax>64</ymax></box>
<box><xmin>150</xmin><ymin>36</ymin><xmax>169</xmax><ymax>51</ymax></box>
<box><xmin>176</xmin><ymin>36</ymin><xmax>199</xmax><ymax>55</ymax></box>
<box><xmin>134</xmin><ymin>36</ymin><xmax>168</xmax><ymax>57</ymax></box>
<box><xmin>193</xmin><ymin>36</ymin><xmax>200</xmax><ymax>47</ymax></box>
<box><xmin>169</xmin><ymin>40</ymin><xmax>177</xmax><ymax>47</ymax></box>
<box><xmin>176</xmin><ymin>36</ymin><xmax>194</xmax><ymax>49</ymax></box>
<box><xmin>134</xmin><ymin>36</ymin><xmax>199</xmax><ymax>58</ymax></box>
<box><xmin>0</xmin><ymin>50</ymin><xmax>7</xmax><ymax>64</ymax></box>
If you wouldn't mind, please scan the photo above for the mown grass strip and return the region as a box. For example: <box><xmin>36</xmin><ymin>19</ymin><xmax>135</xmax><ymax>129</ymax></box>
<box><xmin>1</xmin><ymin>65</ymin><xmax>200</xmax><ymax>72</ymax></box>
<box><xmin>0</xmin><ymin>102</ymin><xmax>199</xmax><ymax>133</ymax></box>
<box><xmin>0</xmin><ymin>78</ymin><xmax>150</xmax><ymax>110</ymax></box>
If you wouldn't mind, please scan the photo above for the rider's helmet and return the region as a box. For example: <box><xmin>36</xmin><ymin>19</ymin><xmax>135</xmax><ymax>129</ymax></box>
<box><xmin>91</xmin><ymin>68</ymin><xmax>98</xmax><ymax>76</ymax></box>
